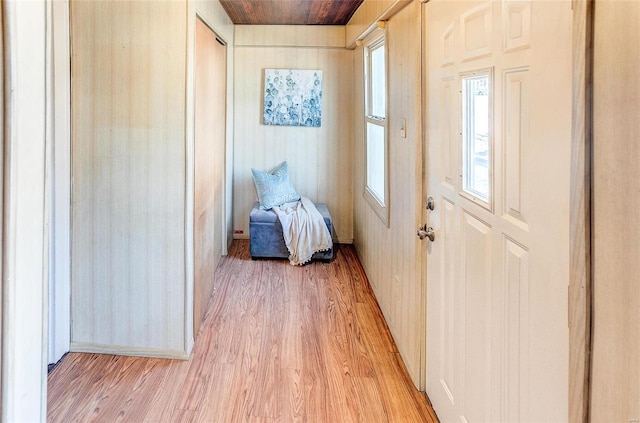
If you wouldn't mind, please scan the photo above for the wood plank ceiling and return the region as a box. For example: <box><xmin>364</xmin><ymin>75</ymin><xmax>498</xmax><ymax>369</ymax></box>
<box><xmin>220</xmin><ymin>0</ymin><xmax>365</xmax><ymax>25</ymax></box>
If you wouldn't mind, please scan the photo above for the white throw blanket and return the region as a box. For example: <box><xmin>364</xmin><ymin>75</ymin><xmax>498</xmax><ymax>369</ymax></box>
<box><xmin>272</xmin><ymin>197</ymin><xmax>333</xmax><ymax>265</ymax></box>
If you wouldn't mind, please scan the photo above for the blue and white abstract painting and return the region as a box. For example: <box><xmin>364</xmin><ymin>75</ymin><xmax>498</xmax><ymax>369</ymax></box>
<box><xmin>263</xmin><ymin>69</ymin><xmax>323</xmax><ymax>127</ymax></box>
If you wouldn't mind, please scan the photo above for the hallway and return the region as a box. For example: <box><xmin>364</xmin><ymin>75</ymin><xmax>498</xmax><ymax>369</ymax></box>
<box><xmin>48</xmin><ymin>241</ymin><xmax>437</xmax><ymax>422</ymax></box>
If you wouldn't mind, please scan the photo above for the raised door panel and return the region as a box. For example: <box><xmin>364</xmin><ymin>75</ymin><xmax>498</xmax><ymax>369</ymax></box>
<box><xmin>461</xmin><ymin>3</ymin><xmax>493</xmax><ymax>61</ymax></box>
<box><xmin>502</xmin><ymin>68</ymin><xmax>530</xmax><ymax>230</ymax></box>
<box><xmin>461</xmin><ymin>212</ymin><xmax>493</xmax><ymax>422</ymax></box>
<box><xmin>503</xmin><ymin>0</ymin><xmax>531</xmax><ymax>53</ymax></box>
<box><xmin>440</xmin><ymin>78</ymin><xmax>458</xmax><ymax>191</ymax></box>
<box><xmin>503</xmin><ymin>237</ymin><xmax>530</xmax><ymax>422</ymax></box>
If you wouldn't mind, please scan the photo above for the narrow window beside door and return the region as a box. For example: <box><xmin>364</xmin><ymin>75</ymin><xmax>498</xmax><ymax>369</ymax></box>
<box><xmin>461</xmin><ymin>69</ymin><xmax>493</xmax><ymax>209</ymax></box>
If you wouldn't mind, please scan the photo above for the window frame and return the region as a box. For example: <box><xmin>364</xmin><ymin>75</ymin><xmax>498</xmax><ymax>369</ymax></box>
<box><xmin>459</xmin><ymin>67</ymin><xmax>494</xmax><ymax>212</ymax></box>
<box><xmin>363</xmin><ymin>32</ymin><xmax>390</xmax><ymax>226</ymax></box>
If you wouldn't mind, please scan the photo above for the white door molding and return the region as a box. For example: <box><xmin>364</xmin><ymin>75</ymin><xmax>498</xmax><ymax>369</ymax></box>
<box><xmin>2</xmin><ymin>0</ymin><xmax>50</xmax><ymax>420</ymax></box>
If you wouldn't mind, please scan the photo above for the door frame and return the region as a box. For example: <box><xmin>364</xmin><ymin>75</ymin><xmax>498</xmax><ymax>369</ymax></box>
<box><xmin>1</xmin><ymin>0</ymin><xmax>50</xmax><ymax>419</ymax></box>
<box><xmin>48</xmin><ymin>0</ymin><xmax>72</xmax><ymax>367</ymax></box>
<box><xmin>569</xmin><ymin>1</ymin><xmax>593</xmax><ymax>422</ymax></box>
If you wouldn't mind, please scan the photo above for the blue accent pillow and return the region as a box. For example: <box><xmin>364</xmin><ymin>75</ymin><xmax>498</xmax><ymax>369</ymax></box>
<box><xmin>251</xmin><ymin>161</ymin><xmax>300</xmax><ymax>210</ymax></box>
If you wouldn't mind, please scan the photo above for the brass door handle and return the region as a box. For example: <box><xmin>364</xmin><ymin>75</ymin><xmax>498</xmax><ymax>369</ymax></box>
<box><xmin>417</xmin><ymin>225</ymin><xmax>435</xmax><ymax>241</ymax></box>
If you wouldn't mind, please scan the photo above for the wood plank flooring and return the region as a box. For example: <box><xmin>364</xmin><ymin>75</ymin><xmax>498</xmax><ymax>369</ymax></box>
<box><xmin>48</xmin><ymin>240</ymin><xmax>438</xmax><ymax>422</ymax></box>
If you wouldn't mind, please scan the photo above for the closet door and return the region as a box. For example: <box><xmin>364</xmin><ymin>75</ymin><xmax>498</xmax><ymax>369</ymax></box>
<box><xmin>194</xmin><ymin>17</ymin><xmax>227</xmax><ymax>335</ymax></box>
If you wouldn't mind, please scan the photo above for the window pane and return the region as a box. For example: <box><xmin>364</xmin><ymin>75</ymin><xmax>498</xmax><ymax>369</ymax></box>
<box><xmin>366</xmin><ymin>122</ymin><xmax>385</xmax><ymax>203</ymax></box>
<box><xmin>462</xmin><ymin>73</ymin><xmax>490</xmax><ymax>203</ymax></box>
<box><xmin>370</xmin><ymin>45</ymin><xmax>386</xmax><ymax>118</ymax></box>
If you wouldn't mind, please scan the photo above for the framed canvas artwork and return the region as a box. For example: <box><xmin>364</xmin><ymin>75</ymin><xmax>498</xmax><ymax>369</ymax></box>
<box><xmin>263</xmin><ymin>69</ymin><xmax>323</xmax><ymax>127</ymax></box>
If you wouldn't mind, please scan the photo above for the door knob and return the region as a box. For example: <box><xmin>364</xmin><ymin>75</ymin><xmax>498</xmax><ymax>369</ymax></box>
<box><xmin>417</xmin><ymin>225</ymin><xmax>435</xmax><ymax>241</ymax></box>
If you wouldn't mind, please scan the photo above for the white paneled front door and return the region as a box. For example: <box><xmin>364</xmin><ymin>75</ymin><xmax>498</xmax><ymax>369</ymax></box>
<box><xmin>423</xmin><ymin>1</ymin><xmax>572</xmax><ymax>421</ymax></box>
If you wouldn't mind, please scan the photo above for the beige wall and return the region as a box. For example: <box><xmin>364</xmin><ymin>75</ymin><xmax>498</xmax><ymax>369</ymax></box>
<box><xmin>592</xmin><ymin>0</ymin><xmax>640</xmax><ymax>420</ymax></box>
<box><xmin>69</xmin><ymin>0</ymin><xmax>237</xmax><ymax>358</ymax></box>
<box><xmin>71</xmin><ymin>1</ymin><xmax>190</xmax><ymax>356</ymax></box>
<box><xmin>232</xmin><ymin>26</ymin><xmax>354</xmax><ymax>243</ymax></box>
<box><xmin>346</xmin><ymin>0</ymin><xmax>411</xmax><ymax>47</ymax></box>
<box><xmin>351</xmin><ymin>0</ymin><xmax>423</xmax><ymax>385</ymax></box>
<box><xmin>70</xmin><ymin>0</ymin><xmax>235</xmax><ymax>358</ymax></box>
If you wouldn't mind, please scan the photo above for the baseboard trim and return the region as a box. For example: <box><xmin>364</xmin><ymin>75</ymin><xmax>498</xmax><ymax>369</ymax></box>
<box><xmin>70</xmin><ymin>342</ymin><xmax>190</xmax><ymax>360</ymax></box>
<box><xmin>186</xmin><ymin>337</ymin><xmax>195</xmax><ymax>358</ymax></box>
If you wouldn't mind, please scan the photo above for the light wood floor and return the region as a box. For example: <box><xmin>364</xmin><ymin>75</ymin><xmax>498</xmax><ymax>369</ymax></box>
<box><xmin>48</xmin><ymin>240</ymin><xmax>438</xmax><ymax>422</ymax></box>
